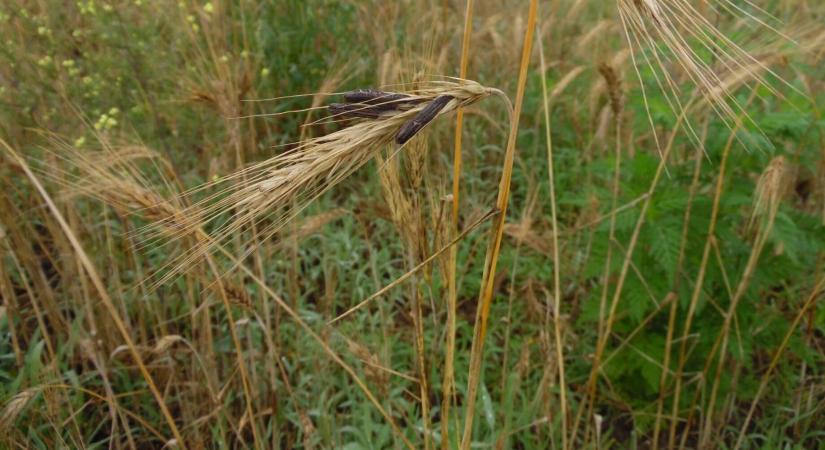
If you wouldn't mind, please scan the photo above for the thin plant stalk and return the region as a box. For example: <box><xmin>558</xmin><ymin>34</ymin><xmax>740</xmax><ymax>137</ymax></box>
<box><xmin>698</xmin><ymin>203</ymin><xmax>779</xmax><ymax>446</ymax></box>
<box><xmin>668</xmin><ymin>90</ymin><xmax>758</xmax><ymax>449</ymax></box>
<box><xmin>733</xmin><ymin>275</ymin><xmax>825</xmax><ymax>450</ymax></box>
<box><xmin>538</xmin><ymin>27</ymin><xmax>568</xmax><ymax>450</ymax></box>
<box><xmin>572</xmin><ymin>96</ymin><xmax>691</xmax><ymax>445</ymax></box>
<box><xmin>208</xmin><ymin>239</ymin><xmax>416</xmax><ymax>450</ymax></box>
<box><xmin>442</xmin><ymin>1</ymin><xmax>475</xmax><ymax>448</ymax></box>
<box><xmin>651</xmin><ymin>118</ymin><xmax>711</xmax><ymax>449</ymax></box>
<box><xmin>2</xmin><ymin>141</ymin><xmax>187</xmax><ymax>449</ymax></box>
<box><xmin>667</xmin><ymin>144</ymin><xmax>727</xmax><ymax>448</ymax></box>
<box><xmin>459</xmin><ymin>1</ymin><xmax>537</xmax><ymax>448</ymax></box>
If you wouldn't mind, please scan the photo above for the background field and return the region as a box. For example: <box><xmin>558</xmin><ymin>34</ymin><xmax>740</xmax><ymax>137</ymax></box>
<box><xmin>1</xmin><ymin>0</ymin><xmax>825</xmax><ymax>448</ymax></box>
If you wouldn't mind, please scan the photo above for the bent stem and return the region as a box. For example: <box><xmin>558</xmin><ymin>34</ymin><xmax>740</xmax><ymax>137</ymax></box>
<box><xmin>459</xmin><ymin>1</ymin><xmax>536</xmax><ymax>448</ymax></box>
<box><xmin>3</xmin><ymin>141</ymin><xmax>187</xmax><ymax>449</ymax></box>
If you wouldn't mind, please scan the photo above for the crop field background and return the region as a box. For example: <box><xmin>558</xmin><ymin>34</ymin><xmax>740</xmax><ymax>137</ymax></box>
<box><xmin>1</xmin><ymin>0</ymin><xmax>824</xmax><ymax>448</ymax></box>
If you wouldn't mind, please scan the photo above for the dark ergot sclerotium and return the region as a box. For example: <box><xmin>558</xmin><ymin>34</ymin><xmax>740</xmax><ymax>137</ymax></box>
<box><xmin>395</xmin><ymin>95</ymin><xmax>454</xmax><ymax>145</ymax></box>
<box><xmin>327</xmin><ymin>103</ymin><xmax>387</xmax><ymax>119</ymax></box>
<box><xmin>343</xmin><ymin>89</ymin><xmax>417</xmax><ymax>106</ymax></box>
<box><xmin>328</xmin><ymin>90</ymin><xmax>454</xmax><ymax>145</ymax></box>
<box><xmin>329</xmin><ymin>89</ymin><xmax>425</xmax><ymax>120</ymax></box>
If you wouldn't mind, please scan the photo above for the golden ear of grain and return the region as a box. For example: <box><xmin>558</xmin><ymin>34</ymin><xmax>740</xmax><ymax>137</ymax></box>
<box><xmin>153</xmin><ymin>335</ymin><xmax>186</xmax><ymax>355</ymax></box>
<box><xmin>751</xmin><ymin>155</ymin><xmax>790</xmax><ymax>232</ymax></box>
<box><xmin>153</xmin><ymin>80</ymin><xmax>498</xmax><ymax>283</ymax></box>
<box><xmin>0</xmin><ymin>389</ymin><xmax>39</xmax><ymax>431</ymax></box>
<box><xmin>597</xmin><ymin>62</ymin><xmax>624</xmax><ymax>116</ymax></box>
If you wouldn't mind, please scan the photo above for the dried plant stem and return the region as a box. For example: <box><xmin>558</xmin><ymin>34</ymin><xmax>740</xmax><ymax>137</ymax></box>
<box><xmin>442</xmin><ymin>1</ymin><xmax>475</xmax><ymax>448</ymax></box>
<box><xmin>329</xmin><ymin>208</ymin><xmax>498</xmax><ymax>325</ymax></box>
<box><xmin>411</xmin><ymin>279</ymin><xmax>432</xmax><ymax>450</ymax></box>
<box><xmin>573</xmin><ymin>98</ymin><xmax>688</xmax><ymax>445</ymax></box>
<box><xmin>38</xmin><ymin>384</ymin><xmax>168</xmax><ymax>442</ymax></box>
<box><xmin>197</xmin><ymin>231</ymin><xmax>416</xmax><ymax>450</ymax></box>
<box><xmin>2</xmin><ymin>141</ymin><xmax>187</xmax><ymax>449</ymax></box>
<box><xmin>538</xmin><ymin>26</ymin><xmax>568</xmax><ymax>450</ymax></box>
<box><xmin>652</xmin><ymin>119</ymin><xmax>710</xmax><ymax>449</ymax></box>
<box><xmin>699</xmin><ymin>155</ymin><xmax>787</xmax><ymax>447</ymax></box>
<box><xmin>581</xmin><ymin>84</ymin><xmax>623</xmax><ymax>447</ymax></box>
<box><xmin>229</xmin><ymin>91</ymin><xmax>266</xmax><ymax>450</ymax></box>
<box><xmin>668</xmin><ymin>151</ymin><xmax>732</xmax><ymax>449</ymax></box>
<box><xmin>459</xmin><ymin>1</ymin><xmax>536</xmax><ymax>448</ymax></box>
<box><xmin>668</xmin><ymin>91</ymin><xmax>758</xmax><ymax>450</ymax></box>
<box><xmin>0</xmin><ymin>255</ymin><xmax>22</xmax><ymax>366</ymax></box>
<box><xmin>733</xmin><ymin>275</ymin><xmax>825</xmax><ymax>450</ymax></box>
<box><xmin>201</xmin><ymin>253</ymin><xmax>261</xmax><ymax>448</ymax></box>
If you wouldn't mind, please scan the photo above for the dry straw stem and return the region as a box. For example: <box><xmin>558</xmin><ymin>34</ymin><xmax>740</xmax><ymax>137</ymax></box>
<box><xmin>460</xmin><ymin>1</ymin><xmax>536</xmax><ymax>449</ymax></box>
<box><xmin>576</xmin><ymin>58</ymin><xmax>627</xmax><ymax>443</ymax></box>
<box><xmin>698</xmin><ymin>155</ymin><xmax>789</xmax><ymax>447</ymax></box>
<box><xmin>43</xmin><ymin>138</ymin><xmax>418</xmax><ymax>448</ymax></box>
<box><xmin>652</xmin><ymin>119</ymin><xmax>711</xmax><ymax>449</ymax></box>
<box><xmin>1</xmin><ymin>140</ymin><xmax>187</xmax><ymax>449</ymax></box>
<box><xmin>33</xmin><ymin>139</ymin><xmax>263</xmax><ymax>444</ymax></box>
<box><xmin>537</xmin><ymin>27</ymin><xmax>568</xmax><ymax>450</ymax></box>
<box><xmin>154</xmin><ymin>80</ymin><xmax>501</xmax><ymax>284</ymax></box>
<box><xmin>206</xmin><ymin>239</ymin><xmax>417</xmax><ymax>450</ymax></box>
<box><xmin>580</xmin><ymin>1</ymin><xmax>801</xmax><ymax>442</ymax></box>
<box><xmin>443</xmin><ymin>2</ymin><xmax>474</xmax><ymax>446</ymax></box>
<box><xmin>104</xmin><ymin>139</ymin><xmax>433</xmax><ymax>447</ymax></box>
<box><xmin>328</xmin><ymin>208</ymin><xmax>500</xmax><ymax>325</ymax></box>
<box><xmin>733</xmin><ymin>275</ymin><xmax>825</xmax><ymax>450</ymax></box>
<box><xmin>667</xmin><ymin>91</ymin><xmax>759</xmax><ymax>449</ymax></box>
<box><xmin>376</xmin><ymin>134</ymin><xmax>432</xmax><ymax>450</ymax></box>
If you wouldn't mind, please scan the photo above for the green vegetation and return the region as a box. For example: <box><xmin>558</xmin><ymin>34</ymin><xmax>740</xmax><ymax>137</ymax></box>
<box><xmin>1</xmin><ymin>0</ymin><xmax>824</xmax><ymax>448</ymax></box>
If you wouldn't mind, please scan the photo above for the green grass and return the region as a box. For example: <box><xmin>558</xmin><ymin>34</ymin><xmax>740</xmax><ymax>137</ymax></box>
<box><xmin>1</xmin><ymin>0</ymin><xmax>824</xmax><ymax>448</ymax></box>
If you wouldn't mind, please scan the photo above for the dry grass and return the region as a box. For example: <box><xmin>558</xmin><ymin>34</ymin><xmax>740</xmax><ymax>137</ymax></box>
<box><xmin>1</xmin><ymin>0</ymin><xmax>824</xmax><ymax>449</ymax></box>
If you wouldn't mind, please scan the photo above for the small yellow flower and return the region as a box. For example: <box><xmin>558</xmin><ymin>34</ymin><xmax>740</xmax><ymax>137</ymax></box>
<box><xmin>203</xmin><ymin>2</ymin><xmax>214</xmax><ymax>14</ymax></box>
<box><xmin>37</xmin><ymin>26</ymin><xmax>49</xmax><ymax>36</ymax></box>
<box><xmin>94</xmin><ymin>114</ymin><xmax>108</xmax><ymax>130</ymax></box>
<box><xmin>260</xmin><ymin>68</ymin><xmax>270</xmax><ymax>77</ymax></box>
<box><xmin>109</xmin><ymin>107</ymin><xmax>120</xmax><ymax>116</ymax></box>
<box><xmin>62</xmin><ymin>59</ymin><xmax>75</xmax><ymax>67</ymax></box>
<box><xmin>74</xmin><ymin>136</ymin><xmax>86</xmax><ymax>147</ymax></box>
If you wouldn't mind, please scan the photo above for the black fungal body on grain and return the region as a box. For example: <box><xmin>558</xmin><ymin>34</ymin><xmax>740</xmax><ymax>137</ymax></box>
<box><xmin>328</xmin><ymin>103</ymin><xmax>387</xmax><ymax>119</ymax></box>
<box><xmin>343</xmin><ymin>89</ymin><xmax>427</xmax><ymax>110</ymax></box>
<box><xmin>330</xmin><ymin>89</ymin><xmax>429</xmax><ymax>120</ymax></box>
<box><xmin>395</xmin><ymin>95</ymin><xmax>453</xmax><ymax>145</ymax></box>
